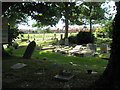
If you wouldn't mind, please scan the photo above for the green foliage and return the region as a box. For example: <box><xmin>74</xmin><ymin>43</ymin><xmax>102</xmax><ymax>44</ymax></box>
<box><xmin>94</xmin><ymin>20</ymin><xmax>113</xmax><ymax>38</ymax></box>
<box><xmin>8</xmin><ymin>27</ymin><xmax>19</xmax><ymax>43</ymax></box>
<box><xmin>102</xmin><ymin>20</ymin><xmax>113</xmax><ymax>38</ymax></box>
<box><xmin>12</xmin><ymin>42</ymin><xmax>19</xmax><ymax>49</ymax></box>
<box><xmin>76</xmin><ymin>31</ymin><xmax>95</xmax><ymax>44</ymax></box>
<box><xmin>96</xmin><ymin>38</ymin><xmax>112</xmax><ymax>45</ymax></box>
<box><xmin>94</xmin><ymin>27</ymin><xmax>105</xmax><ymax>38</ymax></box>
<box><xmin>69</xmin><ymin>31</ymin><xmax>95</xmax><ymax>45</ymax></box>
<box><xmin>80</xmin><ymin>2</ymin><xmax>105</xmax><ymax>22</ymax></box>
<box><xmin>5</xmin><ymin>46</ymin><xmax>14</xmax><ymax>55</ymax></box>
<box><xmin>8</xmin><ymin>26</ymin><xmax>23</xmax><ymax>45</ymax></box>
<box><xmin>68</xmin><ymin>36</ymin><xmax>77</xmax><ymax>44</ymax></box>
<box><xmin>79</xmin><ymin>2</ymin><xmax>106</xmax><ymax>34</ymax></box>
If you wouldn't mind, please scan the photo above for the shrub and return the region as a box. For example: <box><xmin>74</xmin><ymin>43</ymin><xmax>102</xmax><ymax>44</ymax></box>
<box><xmin>68</xmin><ymin>31</ymin><xmax>95</xmax><ymax>45</ymax></box>
<box><xmin>76</xmin><ymin>31</ymin><xmax>95</xmax><ymax>44</ymax></box>
<box><xmin>68</xmin><ymin>36</ymin><xmax>77</xmax><ymax>44</ymax></box>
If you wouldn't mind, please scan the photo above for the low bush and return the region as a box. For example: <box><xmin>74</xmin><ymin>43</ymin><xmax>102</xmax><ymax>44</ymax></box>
<box><xmin>69</xmin><ymin>31</ymin><xmax>95</xmax><ymax>45</ymax></box>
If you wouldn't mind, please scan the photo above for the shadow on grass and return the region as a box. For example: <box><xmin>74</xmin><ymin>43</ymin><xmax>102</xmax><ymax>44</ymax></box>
<box><xmin>2</xmin><ymin>48</ymin><xmax>108</xmax><ymax>88</ymax></box>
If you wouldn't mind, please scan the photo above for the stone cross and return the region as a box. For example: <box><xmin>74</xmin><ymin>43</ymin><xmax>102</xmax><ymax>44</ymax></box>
<box><xmin>23</xmin><ymin>41</ymin><xmax>36</xmax><ymax>59</ymax></box>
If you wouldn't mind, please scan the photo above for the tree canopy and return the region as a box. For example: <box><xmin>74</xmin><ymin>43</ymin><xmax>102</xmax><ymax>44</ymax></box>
<box><xmin>2</xmin><ymin>1</ymin><xmax>106</xmax><ymax>39</ymax></box>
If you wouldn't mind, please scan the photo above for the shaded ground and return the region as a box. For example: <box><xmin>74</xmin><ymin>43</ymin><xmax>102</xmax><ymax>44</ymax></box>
<box><xmin>2</xmin><ymin>46</ymin><xmax>108</xmax><ymax>88</ymax></box>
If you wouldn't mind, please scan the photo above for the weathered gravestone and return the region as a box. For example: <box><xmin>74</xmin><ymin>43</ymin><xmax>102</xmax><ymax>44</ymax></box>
<box><xmin>65</xmin><ymin>38</ymin><xmax>69</xmax><ymax>46</ymax></box>
<box><xmin>11</xmin><ymin>63</ymin><xmax>27</xmax><ymax>69</ymax></box>
<box><xmin>87</xmin><ymin>43</ymin><xmax>97</xmax><ymax>52</ymax></box>
<box><xmin>23</xmin><ymin>41</ymin><xmax>36</xmax><ymax>59</ymax></box>
<box><xmin>100</xmin><ymin>44</ymin><xmax>108</xmax><ymax>53</ymax></box>
<box><xmin>54</xmin><ymin>70</ymin><xmax>74</xmax><ymax>81</ymax></box>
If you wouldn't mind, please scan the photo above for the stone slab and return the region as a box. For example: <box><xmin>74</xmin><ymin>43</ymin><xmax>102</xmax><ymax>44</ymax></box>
<box><xmin>11</xmin><ymin>63</ymin><xmax>27</xmax><ymax>69</ymax></box>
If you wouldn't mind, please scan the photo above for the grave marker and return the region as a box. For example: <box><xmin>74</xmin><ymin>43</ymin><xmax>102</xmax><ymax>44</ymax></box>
<box><xmin>60</xmin><ymin>34</ymin><xmax>63</xmax><ymax>40</ymax></box>
<box><xmin>11</xmin><ymin>63</ymin><xmax>27</xmax><ymax>69</ymax></box>
<box><xmin>65</xmin><ymin>38</ymin><xmax>69</xmax><ymax>46</ymax></box>
<box><xmin>87</xmin><ymin>43</ymin><xmax>97</xmax><ymax>52</ymax></box>
<box><xmin>54</xmin><ymin>34</ymin><xmax>56</xmax><ymax>39</ymax></box>
<box><xmin>23</xmin><ymin>41</ymin><xmax>36</xmax><ymax>59</ymax></box>
<box><xmin>54</xmin><ymin>70</ymin><xmax>74</xmax><ymax>81</ymax></box>
<box><xmin>100</xmin><ymin>44</ymin><xmax>108</xmax><ymax>53</ymax></box>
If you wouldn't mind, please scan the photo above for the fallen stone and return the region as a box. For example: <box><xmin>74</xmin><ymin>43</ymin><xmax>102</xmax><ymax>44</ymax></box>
<box><xmin>92</xmin><ymin>71</ymin><xmax>98</xmax><ymax>74</ymax></box>
<box><xmin>69</xmin><ymin>62</ymin><xmax>77</xmax><ymax>66</ymax></box>
<box><xmin>11</xmin><ymin>63</ymin><xmax>27</xmax><ymax>69</ymax></box>
<box><xmin>54</xmin><ymin>70</ymin><xmax>74</xmax><ymax>81</ymax></box>
<box><xmin>54</xmin><ymin>74</ymin><xmax>74</xmax><ymax>81</ymax></box>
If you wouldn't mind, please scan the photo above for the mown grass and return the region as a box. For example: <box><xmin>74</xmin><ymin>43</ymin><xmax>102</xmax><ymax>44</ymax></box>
<box><xmin>3</xmin><ymin>45</ymin><xmax>108</xmax><ymax>88</ymax></box>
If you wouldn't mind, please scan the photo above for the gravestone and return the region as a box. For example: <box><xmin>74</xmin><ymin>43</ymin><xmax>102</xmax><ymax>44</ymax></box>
<box><xmin>54</xmin><ymin>34</ymin><xmax>56</xmax><ymax>39</ymax></box>
<box><xmin>23</xmin><ymin>41</ymin><xmax>36</xmax><ymax>59</ymax></box>
<box><xmin>54</xmin><ymin>70</ymin><xmax>74</xmax><ymax>81</ymax></box>
<box><xmin>34</xmin><ymin>35</ymin><xmax>35</xmax><ymax>40</ymax></box>
<box><xmin>65</xmin><ymin>38</ymin><xmax>69</xmax><ymax>45</ymax></box>
<box><xmin>60</xmin><ymin>34</ymin><xmax>63</xmax><ymax>40</ymax></box>
<box><xmin>87</xmin><ymin>43</ymin><xmax>97</xmax><ymax>52</ymax></box>
<box><xmin>28</xmin><ymin>34</ymin><xmax>30</xmax><ymax>40</ymax></box>
<box><xmin>100</xmin><ymin>44</ymin><xmax>108</xmax><ymax>53</ymax></box>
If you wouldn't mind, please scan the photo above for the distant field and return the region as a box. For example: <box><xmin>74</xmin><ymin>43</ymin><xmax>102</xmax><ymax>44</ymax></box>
<box><xmin>15</xmin><ymin>33</ymin><xmax>78</xmax><ymax>42</ymax></box>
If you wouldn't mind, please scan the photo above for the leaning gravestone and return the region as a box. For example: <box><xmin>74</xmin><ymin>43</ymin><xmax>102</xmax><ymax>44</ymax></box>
<box><xmin>23</xmin><ymin>41</ymin><xmax>36</xmax><ymax>59</ymax></box>
<box><xmin>100</xmin><ymin>44</ymin><xmax>108</xmax><ymax>53</ymax></box>
<box><xmin>87</xmin><ymin>43</ymin><xmax>97</xmax><ymax>52</ymax></box>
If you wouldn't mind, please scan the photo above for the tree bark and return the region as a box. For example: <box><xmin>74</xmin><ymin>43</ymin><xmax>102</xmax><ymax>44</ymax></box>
<box><xmin>89</xmin><ymin>6</ymin><xmax>92</xmax><ymax>39</ymax></box>
<box><xmin>94</xmin><ymin>1</ymin><xmax>120</xmax><ymax>89</ymax></box>
<box><xmin>64</xmin><ymin>3</ymin><xmax>69</xmax><ymax>39</ymax></box>
<box><xmin>90</xmin><ymin>18</ymin><xmax>92</xmax><ymax>37</ymax></box>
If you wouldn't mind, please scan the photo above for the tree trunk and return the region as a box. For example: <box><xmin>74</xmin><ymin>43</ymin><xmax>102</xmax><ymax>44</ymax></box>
<box><xmin>89</xmin><ymin>6</ymin><xmax>92</xmax><ymax>39</ymax></box>
<box><xmin>90</xmin><ymin>18</ymin><xmax>92</xmax><ymax>37</ymax></box>
<box><xmin>94</xmin><ymin>2</ymin><xmax>120</xmax><ymax>89</ymax></box>
<box><xmin>64</xmin><ymin>3</ymin><xmax>69</xmax><ymax>39</ymax></box>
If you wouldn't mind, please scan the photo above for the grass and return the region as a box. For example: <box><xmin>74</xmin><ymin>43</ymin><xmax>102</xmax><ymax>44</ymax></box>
<box><xmin>3</xmin><ymin>45</ymin><xmax>108</xmax><ymax>88</ymax></box>
<box><xmin>3</xmin><ymin>34</ymin><xmax>110</xmax><ymax>88</ymax></box>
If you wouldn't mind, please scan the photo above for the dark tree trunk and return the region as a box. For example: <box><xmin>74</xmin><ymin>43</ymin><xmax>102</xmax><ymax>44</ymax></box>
<box><xmin>64</xmin><ymin>3</ymin><xmax>69</xmax><ymax>39</ymax></box>
<box><xmin>89</xmin><ymin>6</ymin><xmax>92</xmax><ymax>39</ymax></box>
<box><xmin>90</xmin><ymin>18</ymin><xmax>92</xmax><ymax>37</ymax></box>
<box><xmin>94</xmin><ymin>2</ymin><xmax>120</xmax><ymax>89</ymax></box>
